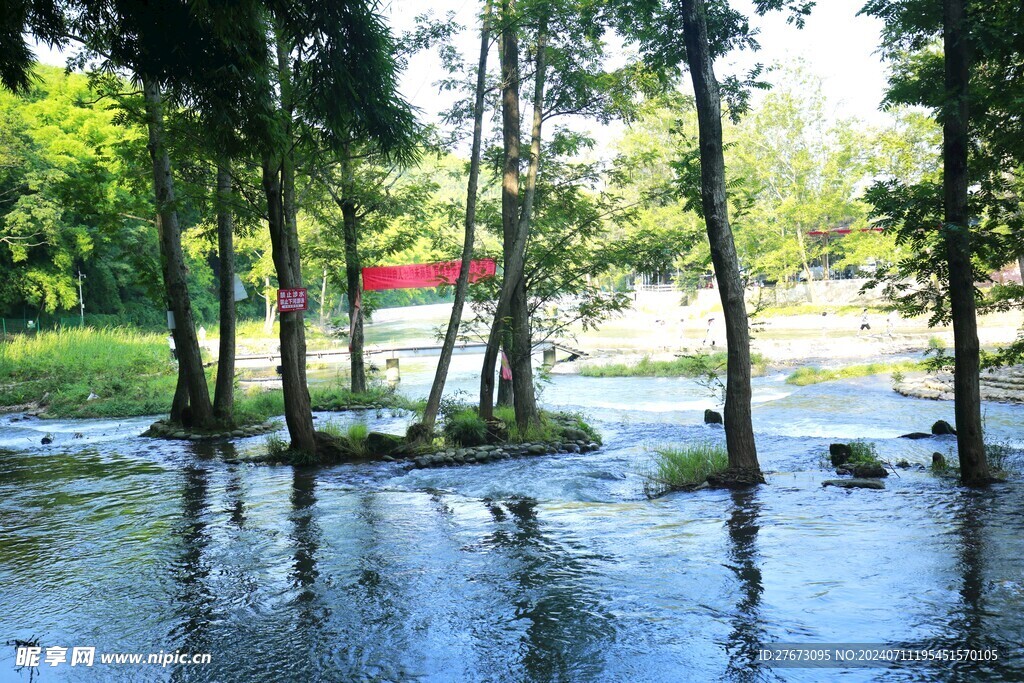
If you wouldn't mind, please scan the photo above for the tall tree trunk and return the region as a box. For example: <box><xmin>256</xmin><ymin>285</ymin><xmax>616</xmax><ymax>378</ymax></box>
<box><xmin>341</xmin><ymin>188</ymin><xmax>366</xmax><ymax>394</ymax></box>
<box><xmin>479</xmin><ymin>1</ymin><xmax>545</xmax><ymax>427</ymax></box>
<box><xmin>263</xmin><ymin>156</ymin><xmax>317</xmax><ymax>454</ymax></box>
<box><xmin>680</xmin><ymin>0</ymin><xmax>762</xmax><ymax>483</ymax></box>
<box><xmin>213</xmin><ymin>160</ymin><xmax>236</xmax><ymax>422</ymax></box>
<box><xmin>480</xmin><ymin>3</ymin><xmax>522</xmax><ymax>420</ymax></box>
<box><xmin>142</xmin><ymin>76</ymin><xmax>214</xmax><ymax>429</ymax></box>
<box><xmin>507</xmin><ymin>15</ymin><xmax>547</xmax><ymax>431</ymax></box>
<box><xmin>943</xmin><ymin>0</ymin><xmax>988</xmax><ymax>485</ymax></box>
<box><xmin>259</xmin><ymin>32</ymin><xmax>317</xmax><ymax>455</ymax></box>
<box><xmin>421</xmin><ymin>1</ymin><xmax>492</xmax><ymax>434</ymax></box>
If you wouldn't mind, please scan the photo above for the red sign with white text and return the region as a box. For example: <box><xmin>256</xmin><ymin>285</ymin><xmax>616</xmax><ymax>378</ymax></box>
<box><xmin>361</xmin><ymin>259</ymin><xmax>496</xmax><ymax>291</ymax></box>
<box><xmin>277</xmin><ymin>288</ymin><xmax>308</xmax><ymax>312</ymax></box>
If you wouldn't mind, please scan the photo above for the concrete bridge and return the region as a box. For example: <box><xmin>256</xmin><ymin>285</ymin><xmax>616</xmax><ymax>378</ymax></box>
<box><xmin>230</xmin><ymin>340</ymin><xmax>587</xmax><ymax>371</ymax></box>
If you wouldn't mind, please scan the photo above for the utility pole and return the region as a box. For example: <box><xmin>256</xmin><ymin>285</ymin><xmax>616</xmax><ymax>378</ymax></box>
<box><xmin>77</xmin><ymin>269</ymin><xmax>86</xmax><ymax>327</ymax></box>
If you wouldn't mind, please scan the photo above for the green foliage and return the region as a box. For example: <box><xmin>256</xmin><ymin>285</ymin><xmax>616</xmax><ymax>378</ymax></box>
<box><xmin>580</xmin><ymin>352</ymin><xmax>768</xmax><ymax>378</ymax></box>
<box><xmin>345</xmin><ymin>423</ymin><xmax>370</xmax><ymax>458</ymax></box>
<box><xmin>786</xmin><ymin>360</ymin><xmax>923</xmax><ymax>386</ymax></box>
<box><xmin>643</xmin><ymin>442</ymin><xmax>729</xmax><ymax>497</ymax></box>
<box><xmin>443</xmin><ymin>408</ymin><xmax>488</xmax><ymax>447</ymax></box>
<box><xmin>265</xmin><ymin>433</ymin><xmax>289</xmax><ymax>460</ymax></box>
<box><xmin>846</xmin><ymin>441</ymin><xmax>882</xmax><ymax>466</ymax></box>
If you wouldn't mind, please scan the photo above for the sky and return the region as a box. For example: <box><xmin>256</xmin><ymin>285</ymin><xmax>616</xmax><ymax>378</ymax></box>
<box><xmin>31</xmin><ymin>0</ymin><xmax>893</xmax><ymax>137</ymax></box>
<box><xmin>382</xmin><ymin>0</ymin><xmax>894</xmax><ymax>131</ymax></box>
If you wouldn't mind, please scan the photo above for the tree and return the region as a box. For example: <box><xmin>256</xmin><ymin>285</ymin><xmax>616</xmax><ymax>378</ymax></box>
<box><xmin>419</xmin><ymin>1</ymin><xmax>493</xmax><ymax>436</ymax></box>
<box><xmin>859</xmin><ymin>0</ymin><xmax>1024</xmax><ymax>484</ymax></box>
<box><xmin>678</xmin><ymin>0</ymin><xmax>762</xmax><ymax>483</ymax></box>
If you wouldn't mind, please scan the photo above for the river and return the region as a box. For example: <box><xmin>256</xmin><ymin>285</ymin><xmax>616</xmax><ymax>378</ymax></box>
<box><xmin>1</xmin><ymin>362</ymin><xmax>1023</xmax><ymax>681</ymax></box>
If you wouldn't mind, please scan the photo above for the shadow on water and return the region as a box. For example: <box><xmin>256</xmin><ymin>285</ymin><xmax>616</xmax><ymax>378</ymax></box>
<box><xmin>169</xmin><ymin>463</ymin><xmax>214</xmax><ymax>679</ymax></box>
<box><xmin>478</xmin><ymin>496</ymin><xmax>617</xmax><ymax>682</ymax></box>
<box><xmin>722</xmin><ymin>489</ymin><xmax>770</xmax><ymax>683</ymax></box>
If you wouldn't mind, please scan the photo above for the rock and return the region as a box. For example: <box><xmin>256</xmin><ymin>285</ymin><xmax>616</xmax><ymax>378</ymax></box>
<box><xmin>171</xmin><ymin>431</ymin><xmax>187</xmax><ymax>440</ymax></box>
<box><xmin>829</xmin><ymin>443</ymin><xmax>852</xmax><ymax>466</ymax></box>
<box><xmin>41</xmin><ymin>434</ymin><xmax>53</xmax><ymax>445</ymax></box>
<box><xmin>849</xmin><ymin>463</ymin><xmax>888</xmax><ymax>478</ymax></box>
<box><xmin>931</xmin><ymin>420</ymin><xmax>957</xmax><ymax>436</ymax></box>
<box><xmin>823</xmin><ymin>478</ymin><xmax>885</xmax><ymax>490</ymax></box>
<box><xmin>528</xmin><ymin>444</ymin><xmax>545</xmax><ymax>455</ymax></box>
<box><xmin>932</xmin><ymin>452</ymin><xmax>947</xmax><ymax>469</ymax></box>
<box><xmin>366</xmin><ymin>432</ymin><xmax>405</xmax><ymax>456</ymax></box>
<box><xmin>704</xmin><ymin>409</ymin><xmax>723</xmax><ymax>425</ymax></box>
<box><xmin>895</xmin><ymin>460</ymin><xmax>911</xmax><ymax>469</ymax></box>
<box><xmin>72</xmin><ymin>432</ymin><xmax>84</xmax><ymax>439</ymax></box>
<box><xmin>562</xmin><ymin>428</ymin><xmax>590</xmax><ymax>442</ymax></box>
<box><xmin>899</xmin><ymin>432</ymin><xmax>932</xmax><ymax>440</ymax></box>
<box><xmin>231</xmin><ymin>430</ymin><xmax>245</xmax><ymax>438</ymax></box>
<box><xmin>586</xmin><ymin>442</ymin><xmax>599</xmax><ymax>452</ymax></box>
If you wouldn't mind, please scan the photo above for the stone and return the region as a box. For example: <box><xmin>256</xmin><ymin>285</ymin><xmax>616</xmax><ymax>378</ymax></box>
<box><xmin>231</xmin><ymin>430</ymin><xmax>245</xmax><ymax>438</ymax></box>
<box><xmin>931</xmin><ymin>420</ymin><xmax>957</xmax><ymax>436</ymax></box>
<box><xmin>72</xmin><ymin>432</ymin><xmax>84</xmax><ymax>439</ymax></box>
<box><xmin>932</xmin><ymin>452</ymin><xmax>947</xmax><ymax>469</ymax></box>
<box><xmin>41</xmin><ymin>434</ymin><xmax>53</xmax><ymax>445</ymax></box>
<box><xmin>829</xmin><ymin>443</ymin><xmax>852</xmax><ymax>466</ymax></box>
<box><xmin>366</xmin><ymin>432</ymin><xmax>405</xmax><ymax>456</ymax></box>
<box><xmin>562</xmin><ymin>428</ymin><xmax>590</xmax><ymax>442</ymax></box>
<box><xmin>586</xmin><ymin>442</ymin><xmax>599</xmax><ymax>452</ymax></box>
<box><xmin>899</xmin><ymin>432</ymin><xmax>932</xmax><ymax>440</ymax></box>
<box><xmin>528</xmin><ymin>444</ymin><xmax>545</xmax><ymax>455</ymax></box>
<box><xmin>704</xmin><ymin>409</ymin><xmax>723</xmax><ymax>425</ymax></box>
<box><xmin>849</xmin><ymin>463</ymin><xmax>888</xmax><ymax>478</ymax></box>
<box><xmin>823</xmin><ymin>478</ymin><xmax>885</xmax><ymax>490</ymax></box>
<box><xmin>171</xmin><ymin>431</ymin><xmax>187</xmax><ymax>440</ymax></box>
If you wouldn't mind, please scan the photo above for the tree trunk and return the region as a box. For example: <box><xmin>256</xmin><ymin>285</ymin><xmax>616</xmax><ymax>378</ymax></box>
<box><xmin>213</xmin><ymin>160</ymin><xmax>236</xmax><ymax>423</ymax></box>
<box><xmin>263</xmin><ymin>156</ymin><xmax>317</xmax><ymax>454</ymax></box>
<box><xmin>508</xmin><ymin>15</ymin><xmax>547</xmax><ymax>432</ymax></box>
<box><xmin>421</xmin><ymin>1</ymin><xmax>491</xmax><ymax>434</ymax></box>
<box><xmin>680</xmin><ymin>0</ymin><xmax>762</xmax><ymax>482</ymax></box>
<box><xmin>341</xmin><ymin>190</ymin><xmax>366</xmax><ymax>394</ymax></box>
<box><xmin>263</xmin><ymin>277</ymin><xmax>276</xmax><ymax>334</ymax></box>
<box><xmin>479</xmin><ymin>4</ymin><xmax>522</xmax><ymax>420</ymax></box>
<box><xmin>943</xmin><ymin>0</ymin><xmax>989</xmax><ymax>486</ymax></box>
<box><xmin>142</xmin><ymin>76</ymin><xmax>214</xmax><ymax>429</ymax></box>
<box><xmin>479</xmin><ymin>2</ymin><xmax>546</xmax><ymax>429</ymax></box>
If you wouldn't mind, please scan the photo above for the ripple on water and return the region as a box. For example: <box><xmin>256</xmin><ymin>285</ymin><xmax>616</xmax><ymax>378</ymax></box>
<box><xmin>1</xmin><ymin>373</ymin><xmax>1023</xmax><ymax>681</ymax></box>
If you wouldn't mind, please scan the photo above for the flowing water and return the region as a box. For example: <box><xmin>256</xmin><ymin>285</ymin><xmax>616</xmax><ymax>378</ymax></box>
<box><xmin>2</xmin><ymin>363</ymin><xmax>1024</xmax><ymax>682</ymax></box>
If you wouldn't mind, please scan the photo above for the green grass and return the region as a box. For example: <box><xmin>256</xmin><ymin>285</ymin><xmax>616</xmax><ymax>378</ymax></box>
<box><xmin>786</xmin><ymin>360</ymin><xmax>924</xmax><ymax>386</ymax></box>
<box><xmin>643</xmin><ymin>442</ymin><xmax>728</xmax><ymax>497</ymax></box>
<box><xmin>0</xmin><ymin>327</ymin><xmax>177</xmax><ymax>418</ymax></box>
<box><xmin>580</xmin><ymin>352</ymin><xmax>769</xmax><ymax>378</ymax></box>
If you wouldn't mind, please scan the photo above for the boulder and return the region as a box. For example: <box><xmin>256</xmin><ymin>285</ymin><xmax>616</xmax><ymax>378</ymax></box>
<box><xmin>849</xmin><ymin>462</ymin><xmax>888</xmax><ymax>478</ymax></box>
<box><xmin>41</xmin><ymin>434</ymin><xmax>53</xmax><ymax>445</ymax></box>
<box><xmin>932</xmin><ymin>452</ymin><xmax>947</xmax><ymax>469</ymax></box>
<box><xmin>899</xmin><ymin>432</ymin><xmax>932</xmax><ymax>440</ymax></box>
<box><xmin>823</xmin><ymin>478</ymin><xmax>885</xmax><ymax>490</ymax></box>
<box><xmin>366</xmin><ymin>432</ymin><xmax>405</xmax><ymax>456</ymax></box>
<box><xmin>561</xmin><ymin>428</ymin><xmax>590</xmax><ymax>442</ymax></box>
<box><xmin>704</xmin><ymin>409</ymin><xmax>723</xmax><ymax>425</ymax></box>
<box><xmin>829</xmin><ymin>443</ymin><xmax>852</xmax><ymax>466</ymax></box>
<box><xmin>931</xmin><ymin>420</ymin><xmax>957</xmax><ymax>436</ymax></box>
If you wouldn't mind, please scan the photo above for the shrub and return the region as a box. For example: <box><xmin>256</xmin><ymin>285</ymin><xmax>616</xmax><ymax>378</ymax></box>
<box><xmin>443</xmin><ymin>408</ymin><xmax>488</xmax><ymax>446</ymax></box>
<box><xmin>643</xmin><ymin>442</ymin><xmax>728</xmax><ymax>497</ymax></box>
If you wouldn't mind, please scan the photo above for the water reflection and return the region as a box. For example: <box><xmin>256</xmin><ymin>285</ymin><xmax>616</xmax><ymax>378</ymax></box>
<box><xmin>723</xmin><ymin>490</ymin><xmax>766</xmax><ymax>682</ymax></box>
<box><xmin>480</xmin><ymin>497</ymin><xmax>616</xmax><ymax>681</ymax></box>
<box><xmin>170</xmin><ymin>464</ymin><xmax>213</xmax><ymax>664</ymax></box>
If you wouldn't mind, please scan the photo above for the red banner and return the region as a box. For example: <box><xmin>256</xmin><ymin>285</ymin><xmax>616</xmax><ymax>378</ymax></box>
<box><xmin>361</xmin><ymin>259</ymin><xmax>496</xmax><ymax>291</ymax></box>
<box><xmin>277</xmin><ymin>288</ymin><xmax>308</xmax><ymax>312</ymax></box>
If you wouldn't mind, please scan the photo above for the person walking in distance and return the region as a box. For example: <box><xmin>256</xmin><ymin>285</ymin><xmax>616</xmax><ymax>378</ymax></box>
<box><xmin>168</xmin><ymin>333</ymin><xmax>177</xmax><ymax>361</ymax></box>
<box><xmin>859</xmin><ymin>308</ymin><xmax>871</xmax><ymax>334</ymax></box>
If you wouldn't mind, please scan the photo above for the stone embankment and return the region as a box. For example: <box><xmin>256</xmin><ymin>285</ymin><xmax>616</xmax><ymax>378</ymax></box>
<box><xmin>403</xmin><ymin>438</ymin><xmax>601</xmax><ymax>469</ymax></box>
<box><xmin>895</xmin><ymin>366</ymin><xmax>1024</xmax><ymax>404</ymax></box>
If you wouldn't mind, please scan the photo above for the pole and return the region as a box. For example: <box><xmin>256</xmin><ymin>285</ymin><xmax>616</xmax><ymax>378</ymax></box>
<box><xmin>77</xmin><ymin>269</ymin><xmax>86</xmax><ymax>327</ymax></box>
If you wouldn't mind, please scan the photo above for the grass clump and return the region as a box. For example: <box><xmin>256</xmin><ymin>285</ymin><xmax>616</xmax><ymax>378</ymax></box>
<box><xmin>581</xmin><ymin>352</ymin><xmax>769</xmax><ymax>378</ymax></box>
<box><xmin>443</xmin><ymin>407</ymin><xmax>488</xmax><ymax>446</ymax></box>
<box><xmin>643</xmin><ymin>442</ymin><xmax>728</xmax><ymax>497</ymax></box>
<box><xmin>787</xmin><ymin>360</ymin><xmax>923</xmax><ymax>386</ymax></box>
